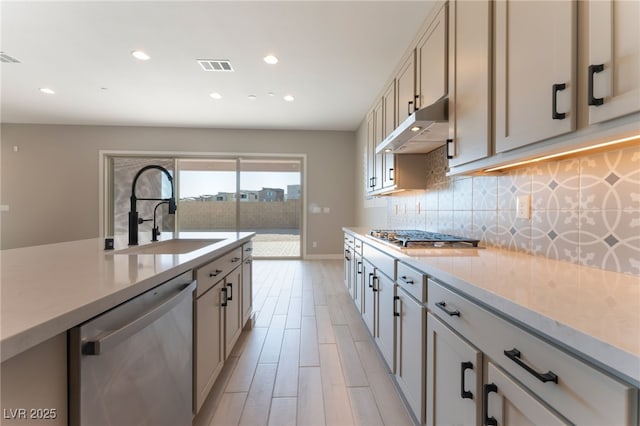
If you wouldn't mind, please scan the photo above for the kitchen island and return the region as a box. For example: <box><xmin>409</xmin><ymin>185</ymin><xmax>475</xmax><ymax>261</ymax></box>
<box><xmin>344</xmin><ymin>227</ymin><xmax>640</xmax><ymax>425</ymax></box>
<box><xmin>1</xmin><ymin>231</ymin><xmax>254</xmax><ymax>425</ymax></box>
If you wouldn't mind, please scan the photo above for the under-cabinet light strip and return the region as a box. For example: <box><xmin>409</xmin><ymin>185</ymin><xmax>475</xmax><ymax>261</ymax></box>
<box><xmin>484</xmin><ymin>134</ymin><xmax>640</xmax><ymax>172</ymax></box>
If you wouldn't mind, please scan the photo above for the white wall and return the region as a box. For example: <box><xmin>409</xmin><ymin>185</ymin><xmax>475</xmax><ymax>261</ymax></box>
<box><xmin>0</xmin><ymin>124</ymin><xmax>356</xmax><ymax>255</ymax></box>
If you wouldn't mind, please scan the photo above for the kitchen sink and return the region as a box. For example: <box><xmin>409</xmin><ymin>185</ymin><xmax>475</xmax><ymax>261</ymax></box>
<box><xmin>112</xmin><ymin>238</ymin><xmax>224</xmax><ymax>255</ymax></box>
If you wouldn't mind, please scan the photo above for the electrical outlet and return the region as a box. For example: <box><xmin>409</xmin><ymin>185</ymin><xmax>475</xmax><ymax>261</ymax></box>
<box><xmin>312</xmin><ymin>241</ymin><xmax>317</xmax><ymax>248</ymax></box>
<box><xmin>516</xmin><ymin>195</ymin><xmax>531</xmax><ymax>219</ymax></box>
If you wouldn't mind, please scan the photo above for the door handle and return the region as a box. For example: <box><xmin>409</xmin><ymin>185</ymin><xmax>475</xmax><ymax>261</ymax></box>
<box><xmin>552</xmin><ymin>83</ymin><xmax>567</xmax><ymax>120</ymax></box>
<box><xmin>460</xmin><ymin>361</ymin><xmax>473</xmax><ymax>399</ymax></box>
<box><xmin>435</xmin><ymin>301</ymin><xmax>460</xmax><ymax>317</ymax></box>
<box><xmin>221</xmin><ymin>287</ymin><xmax>228</xmax><ymax>307</ymax></box>
<box><xmin>393</xmin><ymin>295</ymin><xmax>400</xmax><ymax>317</ymax></box>
<box><xmin>227</xmin><ymin>282</ymin><xmax>233</xmax><ymax>301</ymax></box>
<box><xmin>504</xmin><ymin>348</ymin><xmax>558</xmax><ymax>383</ymax></box>
<box><xmin>483</xmin><ymin>383</ymin><xmax>498</xmax><ymax>426</ymax></box>
<box><xmin>588</xmin><ymin>64</ymin><xmax>604</xmax><ymax>106</ymax></box>
<box><xmin>388</xmin><ymin>168</ymin><xmax>394</xmax><ymax>181</ymax></box>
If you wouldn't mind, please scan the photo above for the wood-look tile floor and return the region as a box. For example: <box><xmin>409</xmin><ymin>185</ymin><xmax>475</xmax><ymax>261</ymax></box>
<box><xmin>193</xmin><ymin>259</ymin><xmax>415</xmax><ymax>426</ymax></box>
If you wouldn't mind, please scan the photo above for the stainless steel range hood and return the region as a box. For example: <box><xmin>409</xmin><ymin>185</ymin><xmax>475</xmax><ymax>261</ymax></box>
<box><xmin>375</xmin><ymin>97</ymin><xmax>448</xmax><ymax>155</ymax></box>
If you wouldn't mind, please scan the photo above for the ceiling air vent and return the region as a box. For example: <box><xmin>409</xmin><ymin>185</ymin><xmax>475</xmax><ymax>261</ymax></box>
<box><xmin>197</xmin><ymin>59</ymin><xmax>234</xmax><ymax>72</ymax></box>
<box><xmin>0</xmin><ymin>52</ymin><xmax>21</xmax><ymax>63</ymax></box>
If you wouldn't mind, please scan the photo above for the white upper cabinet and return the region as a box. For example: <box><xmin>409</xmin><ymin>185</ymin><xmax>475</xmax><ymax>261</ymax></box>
<box><xmin>382</xmin><ymin>80</ymin><xmax>396</xmax><ymax>189</ymax></box>
<box><xmin>494</xmin><ymin>0</ymin><xmax>576</xmax><ymax>153</ymax></box>
<box><xmin>447</xmin><ymin>0</ymin><xmax>491</xmax><ymax>167</ymax></box>
<box><xmin>416</xmin><ymin>3</ymin><xmax>447</xmax><ymax>109</ymax></box>
<box><xmin>587</xmin><ymin>0</ymin><xmax>640</xmax><ymax>124</ymax></box>
<box><xmin>395</xmin><ymin>50</ymin><xmax>417</xmax><ymax>124</ymax></box>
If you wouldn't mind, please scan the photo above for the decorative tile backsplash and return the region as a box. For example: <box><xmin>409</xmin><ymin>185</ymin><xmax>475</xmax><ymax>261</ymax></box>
<box><xmin>386</xmin><ymin>144</ymin><xmax>640</xmax><ymax>276</ymax></box>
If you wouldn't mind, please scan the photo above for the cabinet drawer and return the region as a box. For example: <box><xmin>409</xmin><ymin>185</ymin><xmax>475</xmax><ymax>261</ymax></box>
<box><xmin>196</xmin><ymin>247</ymin><xmax>242</xmax><ymax>297</ymax></box>
<box><xmin>354</xmin><ymin>238</ymin><xmax>363</xmax><ymax>255</ymax></box>
<box><xmin>242</xmin><ymin>241</ymin><xmax>253</xmax><ymax>260</ymax></box>
<box><xmin>397</xmin><ymin>262</ymin><xmax>427</xmax><ymax>303</ymax></box>
<box><xmin>428</xmin><ymin>279</ymin><xmax>637</xmax><ymax>425</ymax></box>
<box><xmin>344</xmin><ymin>234</ymin><xmax>355</xmax><ymax>248</ymax></box>
<box><xmin>363</xmin><ymin>243</ymin><xmax>395</xmax><ymax>280</ymax></box>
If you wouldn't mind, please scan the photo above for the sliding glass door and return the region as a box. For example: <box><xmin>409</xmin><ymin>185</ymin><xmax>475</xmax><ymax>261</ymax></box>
<box><xmin>106</xmin><ymin>155</ymin><xmax>303</xmax><ymax>258</ymax></box>
<box><xmin>239</xmin><ymin>158</ymin><xmax>302</xmax><ymax>258</ymax></box>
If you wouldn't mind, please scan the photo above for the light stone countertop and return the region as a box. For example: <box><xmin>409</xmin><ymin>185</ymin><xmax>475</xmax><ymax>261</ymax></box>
<box><xmin>0</xmin><ymin>231</ymin><xmax>254</xmax><ymax>363</ymax></box>
<box><xmin>344</xmin><ymin>227</ymin><xmax>640</xmax><ymax>387</ymax></box>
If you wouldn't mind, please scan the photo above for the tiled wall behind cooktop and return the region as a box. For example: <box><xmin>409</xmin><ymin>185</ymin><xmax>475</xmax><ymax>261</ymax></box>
<box><xmin>387</xmin><ymin>144</ymin><xmax>640</xmax><ymax>276</ymax></box>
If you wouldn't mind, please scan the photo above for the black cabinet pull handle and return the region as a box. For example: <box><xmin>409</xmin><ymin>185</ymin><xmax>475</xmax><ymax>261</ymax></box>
<box><xmin>414</xmin><ymin>94</ymin><xmax>420</xmax><ymax>111</ymax></box>
<box><xmin>504</xmin><ymin>348</ymin><xmax>558</xmax><ymax>383</ymax></box>
<box><xmin>388</xmin><ymin>168</ymin><xmax>394</xmax><ymax>181</ymax></box>
<box><xmin>221</xmin><ymin>287</ymin><xmax>228</xmax><ymax>307</ymax></box>
<box><xmin>460</xmin><ymin>361</ymin><xmax>474</xmax><ymax>399</ymax></box>
<box><xmin>446</xmin><ymin>138</ymin><xmax>455</xmax><ymax>159</ymax></box>
<box><xmin>407</xmin><ymin>101</ymin><xmax>413</xmax><ymax>117</ymax></box>
<box><xmin>372</xmin><ymin>276</ymin><xmax>379</xmax><ymax>292</ymax></box>
<box><xmin>435</xmin><ymin>301</ymin><xmax>460</xmax><ymax>317</ymax></box>
<box><xmin>231</xmin><ymin>257</ymin><xmax>241</xmax><ymax>263</ymax></box>
<box><xmin>227</xmin><ymin>283</ymin><xmax>233</xmax><ymax>301</ymax></box>
<box><xmin>393</xmin><ymin>295</ymin><xmax>400</xmax><ymax>317</ymax></box>
<box><xmin>344</xmin><ymin>249</ymin><xmax>351</xmax><ymax>261</ymax></box>
<box><xmin>209</xmin><ymin>269</ymin><xmax>223</xmax><ymax>278</ymax></box>
<box><xmin>483</xmin><ymin>383</ymin><xmax>498</xmax><ymax>426</ymax></box>
<box><xmin>399</xmin><ymin>275</ymin><xmax>414</xmax><ymax>285</ymax></box>
<box><xmin>588</xmin><ymin>64</ymin><xmax>604</xmax><ymax>106</ymax></box>
<box><xmin>357</xmin><ymin>261</ymin><xmax>362</xmax><ymax>274</ymax></box>
<box><xmin>552</xmin><ymin>83</ymin><xmax>567</xmax><ymax>120</ymax></box>
<box><xmin>368</xmin><ymin>272</ymin><xmax>374</xmax><ymax>288</ymax></box>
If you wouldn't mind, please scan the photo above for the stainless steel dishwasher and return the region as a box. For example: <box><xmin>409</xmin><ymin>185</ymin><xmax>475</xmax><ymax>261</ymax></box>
<box><xmin>69</xmin><ymin>271</ymin><xmax>195</xmax><ymax>426</ymax></box>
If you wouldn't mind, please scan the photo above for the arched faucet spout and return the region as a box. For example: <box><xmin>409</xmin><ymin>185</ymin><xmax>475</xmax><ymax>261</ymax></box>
<box><xmin>129</xmin><ymin>165</ymin><xmax>177</xmax><ymax>246</ymax></box>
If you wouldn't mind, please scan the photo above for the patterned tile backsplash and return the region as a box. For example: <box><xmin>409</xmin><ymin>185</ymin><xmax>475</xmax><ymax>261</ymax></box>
<box><xmin>386</xmin><ymin>144</ymin><xmax>640</xmax><ymax>276</ymax></box>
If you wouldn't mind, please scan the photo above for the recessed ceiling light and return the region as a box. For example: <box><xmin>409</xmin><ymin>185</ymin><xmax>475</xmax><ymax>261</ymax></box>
<box><xmin>410</xmin><ymin>126</ymin><xmax>422</xmax><ymax>132</ymax></box>
<box><xmin>283</xmin><ymin>94</ymin><xmax>295</xmax><ymax>102</ymax></box>
<box><xmin>263</xmin><ymin>55</ymin><xmax>279</xmax><ymax>65</ymax></box>
<box><xmin>210</xmin><ymin>92</ymin><xmax>222</xmax><ymax>100</ymax></box>
<box><xmin>267</xmin><ymin>92</ymin><xmax>275</xmax><ymax>97</ymax></box>
<box><xmin>39</xmin><ymin>88</ymin><xmax>55</xmax><ymax>95</ymax></box>
<box><xmin>248</xmin><ymin>94</ymin><xmax>257</xmax><ymax>100</ymax></box>
<box><xmin>131</xmin><ymin>50</ymin><xmax>150</xmax><ymax>61</ymax></box>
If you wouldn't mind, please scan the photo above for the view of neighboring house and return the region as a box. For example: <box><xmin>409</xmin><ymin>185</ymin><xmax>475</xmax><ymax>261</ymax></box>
<box><xmin>181</xmin><ymin>187</ymin><xmax>294</xmax><ymax>202</ymax></box>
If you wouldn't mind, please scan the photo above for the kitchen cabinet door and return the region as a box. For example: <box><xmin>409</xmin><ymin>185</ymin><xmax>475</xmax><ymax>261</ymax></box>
<box><xmin>485</xmin><ymin>362</ymin><xmax>569</xmax><ymax>426</ymax></box>
<box><xmin>447</xmin><ymin>0</ymin><xmax>491</xmax><ymax>167</ymax></box>
<box><xmin>224</xmin><ymin>267</ymin><xmax>242</xmax><ymax>359</ymax></box>
<box><xmin>344</xmin><ymin>243</ymin><xmax>352</xmax><ymax>291</ymax></box>
<box><xmin>352</xmin><ymin>252</ymin><xmax>364</xmax><ymax>313</ymax></box>
<box><xmin>426</xmin><ymin>313</ymin><xmax>481</xmax><ymax>426</ymax></box>
<box><xmin>417</xmin><ymin>3</ymin><xmax>447</xmax><ymax>109</ymax></box>
<box><xmin>396</xmin><ymin>50</ymin><xmax>417</xmax><ymax>125</ymax></box>
<box><xmin>494</xmin><ymin>0</ymin><xmax>576</xmax><ymax>153</ymax></box>
<box><xmin>242</xmin><ymin>256</ymin><xmax>252</xmax><ymax>325</ymax></box>
<box><xmin>366</xmin><ymin>105</ymin><xmax>384</xmax><ymax>194</ymax></box>
<box><xmin>382</xmin><ymin>80</ymin><xmax>396</xmax><ymax>189</ymax></box>
<box><xmin>395</xmin><ymin>288</ymin><xmax>426</xmax><ymax>424</ymax></box>
<box><xmin>195</xmin><ymin>280</ymin><xmax>224</xmax><ymax>413</ymax></box>
<box><xmin>362</xmin><ymin>260</ymin><xmax>376</xmax><ymax>336</ymax></box>
<box><xmin>375</xmin><ymin>271</ymin><xmax>396</xmax><ymax>372</ymax></box>
<box><xmin>587</xmin><ymin>0</ymin><xmax>640</xmax><ymax>124</ymax></box>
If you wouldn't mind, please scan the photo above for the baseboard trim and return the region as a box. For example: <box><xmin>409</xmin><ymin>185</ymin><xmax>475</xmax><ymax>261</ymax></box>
<box><xmin>304</xmin><ymin>253</ymin><xmax>343</xmax><ymax>260</ymax></box>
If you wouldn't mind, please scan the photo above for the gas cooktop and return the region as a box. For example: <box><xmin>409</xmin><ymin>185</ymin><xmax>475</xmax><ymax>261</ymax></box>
<box><xmin>369</xmin><ymin>229</ymin><xmax>480</xmax><ymax>248</ymax></box>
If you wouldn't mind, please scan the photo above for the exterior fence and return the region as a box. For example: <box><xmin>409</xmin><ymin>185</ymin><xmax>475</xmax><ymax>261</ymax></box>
<box><xmin>178</xmin><ymin>200</ymin><xmax>301</xmax><ymax>230</ymax></box>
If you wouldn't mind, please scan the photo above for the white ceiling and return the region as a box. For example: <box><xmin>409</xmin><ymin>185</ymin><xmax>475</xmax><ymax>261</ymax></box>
<box><xmin>1</xmin><ymin>1</ymin><xmax>435</xmax><ymax>131</ymax></box>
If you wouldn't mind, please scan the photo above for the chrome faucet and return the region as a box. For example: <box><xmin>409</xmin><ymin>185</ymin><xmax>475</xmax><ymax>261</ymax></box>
<box><xmin>129</xmin><ymin>165</ymin><xmax>177</xmax><ymax>245</ymax></box>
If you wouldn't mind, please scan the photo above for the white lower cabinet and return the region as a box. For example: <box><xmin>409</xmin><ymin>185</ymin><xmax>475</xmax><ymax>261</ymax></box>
<box><xmin>194</xmin><ymin>244</ymin><xmax>251</xmax><ymax>414</ymax></box>
<box><xmin>426</xmin><ymin>313</ymin><xmax>481</xmax><ymax>426</ymax></box>
<box><xmin>362</xmin><ymin>259</ymin><xmax>376</xmax><ymax>337</ymax></box>
<box><xmin>375</xmin><ymin>271</ymin><xmax>396</xmax><ymax>372</ymax></box>
<box><xmin>224</xmin><ymin>266</ymin><xmax>242</xmax><ymax>359</ymax></box>
<box><xmin>428</xmin><ymin>278</ymin><xmax>638</xmax><ymax>426</ymax></box>
<box><xmin>485</xmin><ymin>361</ymin><xmax>569</xmax><ymax>426</ymax></box>
<box><xmin>396</xmin><ymin>287</ymin><xmax>427</xmax><ymax>424</ymax></box>
<box><xmin>352</xmin><ymin>252</ymin><xmax>364</xmax><ymax>313</ymax></box>
<box><xmin>194</xmin><ymin>279</ymin><xmax>224</xmax><ymax>413</ymax></box>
